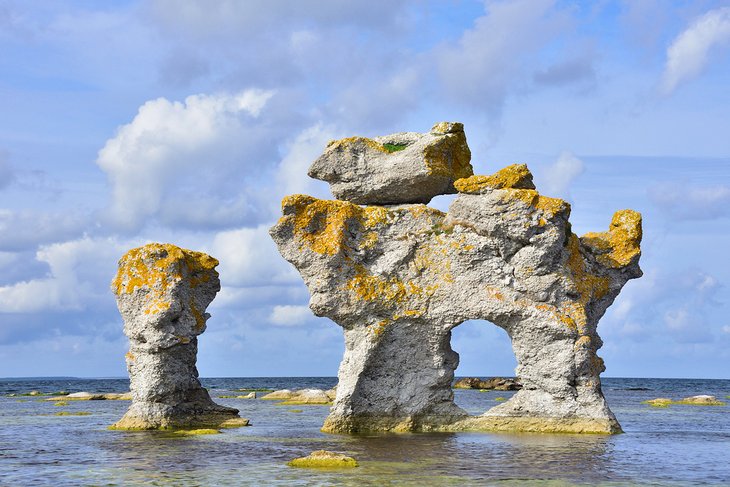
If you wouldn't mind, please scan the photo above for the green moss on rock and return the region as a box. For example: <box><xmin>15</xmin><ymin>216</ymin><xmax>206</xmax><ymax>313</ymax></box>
<box><xmin>288</xmin><ymin>450</ymin><xmax>358</xmax><ymax>469</ymax></box>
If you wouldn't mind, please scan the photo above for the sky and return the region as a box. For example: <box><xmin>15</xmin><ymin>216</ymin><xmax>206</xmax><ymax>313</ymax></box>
<box><xmin>0</xmin><ymin>0</ymin><xmax>729</xmax><ymax>379</ymax></box>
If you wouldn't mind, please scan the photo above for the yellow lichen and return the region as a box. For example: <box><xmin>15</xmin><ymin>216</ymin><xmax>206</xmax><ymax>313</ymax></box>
<box><xmin>454</xmin><ymin>164</ymin><xmax>535</xmax><ymax>193</ymax></box>
<box><xmin>560</xmin><ymin>234</ymin><xmax>611</xmax><ymax>333</ymax></box>
<box><xmin>581</xmin><ymin>210</ymin><xmax>642</xmax><ymax>268</ymax></box>
<box><xmin>280</xmin><ymin>195</ymin><xmax>388</xmax><ymax>256</ymax></box>
<box><xmin>347</xmin><ymin>265</ymin><xmax>423</xmax><ymax>304</ymax></box>
<box><xmin>502</xmin><ymin>189</ymin><xmax>569</xmax><ymax>218</ymax></box>
<box><xmin>111</xmin><ymin>244</ymin><xmax>218</xmax><ymax>320</ymax></box>
<box><xmin>326</xmin><ymin>136</ymin><xmax>389</xmax><ymax>154</ymax></box>
<box><xmin>125</xmin><ymin>351</ymin><xmax>135</xmax><ymax>362</ymax></box>
<box><xmin>423</xmin><ymin>131</ymin><xmax>473</xmax><ymax>179</ymax></box>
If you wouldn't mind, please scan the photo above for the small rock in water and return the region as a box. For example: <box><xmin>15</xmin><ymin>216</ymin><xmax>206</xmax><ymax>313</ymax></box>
<box><xmin>288</xmin><ymin>450</ymin><xmax>358</xmax><ymax>469</ymax></box>
<box><xmin>680</xmin><ymin>395</ymin><xmax>725</xmax><ymax>405</ymax></box>
<box><xmin>261</xmin><ymin>389</ymin><xmax>295</xmax><ymax>400</ymax></box>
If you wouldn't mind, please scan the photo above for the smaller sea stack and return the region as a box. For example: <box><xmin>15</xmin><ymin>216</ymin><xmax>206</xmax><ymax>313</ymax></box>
<box><xmin>110</xmin><ymin>243</ymin><xmax>247</xmax><ymax>430</ymax></box>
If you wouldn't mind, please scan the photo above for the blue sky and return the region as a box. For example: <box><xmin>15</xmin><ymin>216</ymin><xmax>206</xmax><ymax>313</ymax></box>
<box><xmin>0</xmin><ymin>0</ymin><xmax>728</xmax><ymax>379</ymax></box>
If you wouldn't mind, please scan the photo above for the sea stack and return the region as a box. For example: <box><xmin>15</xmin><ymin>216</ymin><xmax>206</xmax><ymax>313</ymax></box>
<box><xmin>110</xmin><ymin>243</ymin><xmax>247</xmax><ymax>430</ymax></box>
<box><xmin>270</xmin><ymin>123</ymin><xmax>642</xmax><ymax>434</ymax></box>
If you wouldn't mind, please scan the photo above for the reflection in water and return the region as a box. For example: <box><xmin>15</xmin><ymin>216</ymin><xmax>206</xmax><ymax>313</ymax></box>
<box><xmin>0</xmin><ymin>377</ymin><xmax>729</xmax><ymax>486</ymax></box>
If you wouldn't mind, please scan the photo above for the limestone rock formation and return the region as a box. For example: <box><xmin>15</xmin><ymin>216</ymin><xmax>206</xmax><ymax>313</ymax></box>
<box><xmin>271</xmin><ymin>128</ymin><xmax>643</xmax><ymax>434</ymax></box>
<box><xmin>308</xmin><ymin>121</ymin><xmax>473</xmax><ymax>205</ymax></box>
<box><xmin>110</xmin><ymin>243</ymin><xmax>248</xmax><ymax>430</ymax></box>
<box><xmin>453</xmin><ymin>377</ymin><xmax>522</xmax><ymax>391</ymax></box>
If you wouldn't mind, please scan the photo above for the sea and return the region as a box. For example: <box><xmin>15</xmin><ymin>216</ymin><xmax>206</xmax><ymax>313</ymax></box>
<box><xmin>0</xmin><ymin>377</ymin><xmax>728</xmax><ymax>486</ymax></box>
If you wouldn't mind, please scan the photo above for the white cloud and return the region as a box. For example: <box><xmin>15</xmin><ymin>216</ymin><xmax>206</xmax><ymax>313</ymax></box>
<box><xmin>269</xmin><ymin>304</ymin><xmax>312</xmax><ymax>326</ymax></box>
<box><xmin>661</xmin><ymin>7</ymin><xmax>730</xmax><ymax>94</ymax></box>
<box><xmin>649</xmin><ymin>183</ymin><xmax>730</xmax><ymax>220</ymax></box>
<box><xmin>0</xmin><ymin>237</ymin><xmax>133</xmax><ymax>313</ymax></box>
<box><xmin>96</xmin><ymin>89</ymin><xmax>277</xmax><ymax>231</ymax></box>
<box><xmin>275</xmin><ymin>124</ymin><xmax>334</xmax><ymax>200</ymax></box>
<box><xmin>208</xmin><ymin>224</ymin><xmax>299</xmax><ymax>288</ymax></box>
<box><xmin>541</xmin><ymin>151</ymin><xmax>584</xmax><ymax>198</ymax></box>
<box><xmin>0</xmin><ymin>209</ymin><xmax>88</xmax><ymax>252</ymax></box>
<box><xmin>436</xmin><ymin>0</ymin><xmax>567</xmax><ymax>113</ymax></box>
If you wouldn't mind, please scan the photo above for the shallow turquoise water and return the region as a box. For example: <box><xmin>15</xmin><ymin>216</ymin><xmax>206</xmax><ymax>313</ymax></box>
<box><xmin>0</xmin><ymin>377</ymin><xmax>728</xmax><ymax>486</ymax></box>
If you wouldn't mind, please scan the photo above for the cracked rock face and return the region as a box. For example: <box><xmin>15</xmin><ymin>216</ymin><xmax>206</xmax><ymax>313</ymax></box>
<box><xmin>308</xmin><ymin>121</ymin><xmax>473</xmax><ymax>205</ymax></box>
<box><xmin>271</xmin><ymin>154</ymin><xmax>642</xmax><ymax>434</ymax></box>
<box><xmin>110</xmin><ymin>243</ymin><xmax>246</xmax><ymax>430</ymax></box>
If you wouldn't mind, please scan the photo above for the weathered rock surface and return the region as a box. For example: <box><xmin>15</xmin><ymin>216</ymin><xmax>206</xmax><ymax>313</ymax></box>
<box><xmin>271</xmin><ymin>154</ymin><xmax>642</xmax><ymax>434</ymax></box>
<box><xmin>308</xmin><ymin>122</ymin><xmax>473</xmax><ymax>205</ymax></box>
<box><xmin>453</xmin><ymin>377</ymin><xmax>522</xmax><ymax>391</ymax></box>
<box><xmin>110</xmin><ymin>243</ymin><xmax>248</xmax><ymax>430</ymax></box>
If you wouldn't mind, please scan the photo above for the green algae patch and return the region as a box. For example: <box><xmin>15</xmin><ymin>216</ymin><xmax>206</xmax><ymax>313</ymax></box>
<box><xmin>173</xmin><ymin>429</ymin><xmax>220</xmax><ymax>436</ymax></box>
<box><xmin>288</xmin><ymin>409</ymin><xmax>303</xmax><ymax>413</ymax></box>
<box><xmin>382</xmin><ymin>143</ymin><xmax>408</xmax><ymax>153</ymax></box>
<box><xmin>494</xmin><ymin>397</ymin><xmax>506</xmax><ymax>402</ymax></box>
<box><xmin>237</xmin><ymin>388</ymin><xmax>274</xmax><ymax>392</ymax></box>
<box><xmin>288</xmin><ymin>450</ymin><xmax>358</xmax><ymax>469</ymax></box>
<box><xmin>55</xmin><ymin>411</ymin><xmax>91</xmax><ymax>416</ymax></box>
<box><xmin>643</xmin><ymin>396</ymin><xmax>725</xmax><ymax>407</ymax></box>
<box><xmin>53</xmin><ymin>401</ymin><xmax>68</xmax><ymax>407</ymax></box>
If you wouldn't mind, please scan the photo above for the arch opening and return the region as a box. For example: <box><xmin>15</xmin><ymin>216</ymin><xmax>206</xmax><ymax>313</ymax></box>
<box><xmin>450</xmin><ymin>319</ymin><xmax>519</xmax><ymax>416</ymax></box>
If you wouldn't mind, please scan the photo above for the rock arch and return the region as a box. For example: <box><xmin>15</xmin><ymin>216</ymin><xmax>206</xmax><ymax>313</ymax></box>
<box><xmin>270</xmin><ymin>123</ymin><xmax>641</xmax><ymax>434</ymax></box>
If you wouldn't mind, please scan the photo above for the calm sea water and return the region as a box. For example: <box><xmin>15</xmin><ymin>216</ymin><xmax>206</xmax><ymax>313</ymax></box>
<box><xmin>0</xmin><ymin>377</ymin><xmax>728</xmax><ymax>486</ymax></box>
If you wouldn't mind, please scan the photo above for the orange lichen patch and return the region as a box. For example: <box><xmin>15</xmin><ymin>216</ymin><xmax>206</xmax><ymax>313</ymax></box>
<box><xmin>112</xmin><ymin>244</ymin><xmax>218</xmax><ymax>320</ymax></box>
<box><xmin>190</xmin><ymin>301</ymin><xmax>206</xmax><ymax>331</ymax></box>
<box><xmin>561</xmin><ymin>234</ymin><xmax>612</xmax><ymax>333</ymax></box>
<box><xmin>423</xmin><ymin>131</ymin><xmax>473</xmax><ymax>179</ymax></box>
<box><xmin>486</xmin><ymin>286</ymin><xmax>505</xmax><ymax>301</ymax></box>
<box><xmin>581</xmin><ymin>210</ymin><xmax>642</xmax><ymax>268</ymax></box>
<box><xmin>325</xmin><ymin>136</ymin><xmax>390</xmax><ymax>154</ymax></box>
<box><xmin>280</xmin><ymin>195</ymin><xmax>388</xmax><ymax>256</ymax></box>
<box><xmin>125</xmin><ymin>352</ymin><xmax>135</xmax><ymax>362</ymax></box>
<box><xmin>348</xmin><ymin>265</ymin><xmax>424</xmax><ymax>304</ymax></box>
<box><xmin>407</xmin><ymin>205</ymin><xmax>446</xmax><ymax>222</ymax></box>
<box><xmin>574</xmin><ymin>335</ymin><xmax>592</xmax><ymax>350</ymax></box>
<box><xmin>499</xmin><ymin>189</ymin><xmax>570</xmax><ymax>219</ymax></box>
<box><xmin>454</xmin><ymin>164</ymin><xmax>535</xmax><ymax>193</ymax></box>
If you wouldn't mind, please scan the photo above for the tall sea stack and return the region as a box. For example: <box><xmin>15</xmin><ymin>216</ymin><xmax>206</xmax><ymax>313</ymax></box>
<box><xmin>270</xmin><ymin>122</ymin><xmax>642</xmax><ymax>434</ymax></box>
<box><xmin>110</xmin><ymin>243</ymin><xmax>247</xmax><ymax>430</ymax></box>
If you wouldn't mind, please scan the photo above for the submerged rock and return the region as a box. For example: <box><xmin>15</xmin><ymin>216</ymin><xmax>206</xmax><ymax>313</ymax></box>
<box><xmin>453</xmin><ymin>377</ymin><xmax>521</xmax><ymax>391</ymax></box>
<box><xmin>109</xmin><ymin>244</ymin><xmax>248</xmax><ymax>431</ymax></box>
<box><xmin>261</xmin><ymin>388</ymin><xmax>332</xmax><ymax>405</ymax></box>
<box><xmin>272</xmin><ymin>146</ymin><xmax>642</xmax><ymax>434</ymax></box>
<box><xmin>643</xmin><ymin>396</ymin><xmax>725</xmax><ymax>407</ymax></box>
<box><xmin>288</xmin><ymin>450</ymin><xmax>358</xmax><ymax>469</ymax></box>
<box><xmin>308</xmin><ymin>122</ymin><xmax>473</xmax><ymax>205</ymax></box>
<box><xmin>45</xmin><ymin>392</ymin><xmax>131</xmax><ymax>401</ymax></box>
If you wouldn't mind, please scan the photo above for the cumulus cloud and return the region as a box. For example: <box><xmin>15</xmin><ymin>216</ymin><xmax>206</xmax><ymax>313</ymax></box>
<box><xmin>436</xmin><ymin>0</ymin><xmax>567</xmax><ymax>114</ymax></box>
<box><xmin>0</xmin><ymin>209</ymin><xmax>88</xmax><ymax>252</ymax></box>
<box><xmin>541</xmin><ymin>151</ymin><xmax>584</xmax><ymax>198</ymax></box>
<box><xmin>661</xmin><ymin>7</ymin><xmax>730</xmax><ymax>94</ymax></box>
<box><xmin>649</xmin><ymin>182</ymin><xmax>730</xmax><ymax>220</ymax></box>
<box><xmin>269</xmin><ymin>304</ymin><xmax>312</xmax><ymax>327</ymax></box>
<box><xmin>208</xmin><ymin>224</ymin><xmax>299</xmax><ymax>288</ymax></box>
<box><xmin>602</xmin><ymin>268</ymin><xmax>723</xmax><ymax>345</ymax></box>
<box><xmin>0</xmin><ymin>237</ymin><xmax>132</xmax><ymax>313</ymax></box>
<box><xmin>96</xmin><ymin>89</ymin><xmax>280</xmax><ymax>231</ymax></box>
<box><xmin>275</xmin><ymin>124</ymin><xmax>334</xmax><ymax>200</ymax></box>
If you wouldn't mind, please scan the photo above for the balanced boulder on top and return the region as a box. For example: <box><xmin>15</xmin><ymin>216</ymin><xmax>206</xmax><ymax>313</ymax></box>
<box><xmin>308</xmin><ymin>121</ymin><xmax>473</xmax><ymax>205</ymax></box>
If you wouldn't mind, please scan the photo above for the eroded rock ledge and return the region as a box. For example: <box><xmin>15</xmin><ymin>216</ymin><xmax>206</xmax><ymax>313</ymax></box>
<box><xmin>110</xmin><ymin>244</ymin><xmax>248</xmax><ymax>430</ymax></box>
<box><xmin>270</xmin><ymin>123</ymin><xmax>642</xmax><ymax>435</ymax></box>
